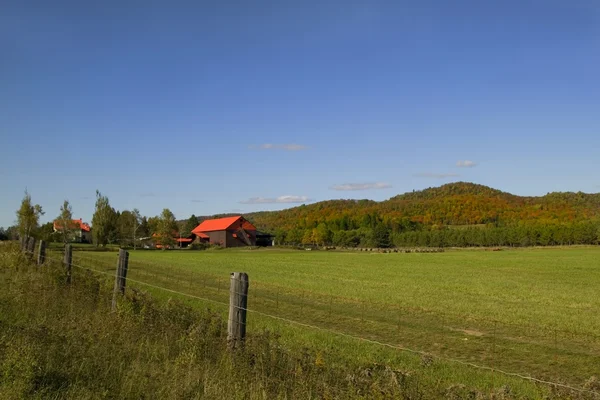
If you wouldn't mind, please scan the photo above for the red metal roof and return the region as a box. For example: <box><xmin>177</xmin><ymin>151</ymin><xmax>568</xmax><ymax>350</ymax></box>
<box><xmin>196</xmin><ymin>232</ymin><xmax>209</xmax><ymax>239</ymax></box>
<box><xmin>176</xmin><ymin>238</ymin><xmax>193</xmax><ymax>243</ymax></box>
<box><xmin>53</xmin><ymin>218</ymin><xmax>91</xmax><ymax>232</ymax></box>
<box><xmin>192</xmin><ymin>216</ymin><xmax>256</xmax><ymax>234</ymax></box>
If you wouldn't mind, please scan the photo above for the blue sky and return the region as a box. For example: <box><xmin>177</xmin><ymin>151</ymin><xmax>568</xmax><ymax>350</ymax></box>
<box><xmin>1</xmin><ymin>0</ymin><xmax>599</xmax><ymax>227</ymax></box>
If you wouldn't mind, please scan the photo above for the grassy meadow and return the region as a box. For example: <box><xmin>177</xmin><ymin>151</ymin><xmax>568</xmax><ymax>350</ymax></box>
<box><xmin>6</xmin><ymin>244</ymin><xmax>590</xmax><ymax>399</ymax></box>
<box><xmin>48</xmin><ymin>246</ymin><xmax>600</xmax><ymax>393</ymax></box>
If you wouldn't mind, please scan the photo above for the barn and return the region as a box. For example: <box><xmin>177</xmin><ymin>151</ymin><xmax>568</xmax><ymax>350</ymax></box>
<box><xmin>191</xmin><ymin>216</ymin><xmax>257</xmax><ymax>248</ymax></box>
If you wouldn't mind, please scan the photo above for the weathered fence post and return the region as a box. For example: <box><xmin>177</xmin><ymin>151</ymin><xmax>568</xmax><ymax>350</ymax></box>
<box><xmin>64</xmin><ymin>244</ymin><xmax>72</xmax><ymax>284</ymax></box>
<box><xmin>119</xmin><ymin>249</ymin><xmax>129</xmax><ymax>294</ymax></box>
<box><xmin>27</xmin><ymin>237</ymin><xmax>36</xmax><ymax>260</ymax></box>
<box><xmin>20</xmin><ymin>236</ymin><xmax>27</xmax><ymax>252</ymax></box>
<box><xmin>112</xmin><ymin>249</ymin><xmax>129</xmax><ymax>311</ymax></box>
<box><xmin>37</xmin><ymin>240</ymin><xmax>46</xmax><ymax>265</ymax></box>
<box><xmin>228</xmin><ymin>272</ymin><xmax>249</xmax><ymax>349</ymax></box>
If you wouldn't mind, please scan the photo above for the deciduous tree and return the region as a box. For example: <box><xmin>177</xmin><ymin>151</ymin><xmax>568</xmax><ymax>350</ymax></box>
<box><xmin>92</xmin><ymin>190</ymin><xmax>118</xmax><ymax>246</ymax></box>
<box><xmin>56</xmin><ymin>200</ymin><xmax>76</xmax><ymax>244</ymax></box>
<box><xmin>156</xmin><ymin>209</ymin><xmax>177</xmax><ymax>249</ymax></box>
<box><xmin>183</xmin><ymin>214</ymin><xmax>199</xmax><ymax>235</ymax></box>
<box><xmin>16</xmin><ymin>190</ymin><xmax>44</xmax><ymax>239</ymax></box>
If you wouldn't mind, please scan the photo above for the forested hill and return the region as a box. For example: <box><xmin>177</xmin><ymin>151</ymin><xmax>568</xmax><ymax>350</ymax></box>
<box><xmin>242</xmin><ymin>182</ymin><xmax>600</xmax><ymax>247</ymax></box>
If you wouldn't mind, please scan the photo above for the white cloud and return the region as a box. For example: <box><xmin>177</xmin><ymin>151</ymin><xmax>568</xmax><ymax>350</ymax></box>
<box><xmin>456</xmin><ymin>160</ymin><xmax>477</xmax><ymax>168</ymax></box>
<box><xmin>250</xmin><ymin>143</ymin><xmax>309</xmax><ymax>151</ymax></box>
<box><xmin>239</xmin><ymin>195</ymin><xmax>311</xmax><ymax>204</ymax></box>
<box><xmin>414</xmin><ymin>172</ymin><xmax>460</xmax><ymax>179</ymax></box>
<box><xmin>330</xmin><ymin>182</ymin><xmax>392</xmax><ymax>191</ymax></box>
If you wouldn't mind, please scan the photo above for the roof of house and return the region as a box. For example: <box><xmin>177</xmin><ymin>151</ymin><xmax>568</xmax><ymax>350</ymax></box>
<box><xmin>196</xmin><ymin>232</ymin><xmax>209</xmax><ymax>239</ymax></box>
<box><xmin>191</xmin><ymin>215</ymin><xmax>256</xmax><ymax>234</ymax></box>
<box><xmin>176</xmin><ymin>238</ymin><xmax>193</xmax><ymax>243</ymax></box>
<box><xmin>53</xmin><ymin>218</ymin><xmax>91</xmax><ymax>232</ymax></box>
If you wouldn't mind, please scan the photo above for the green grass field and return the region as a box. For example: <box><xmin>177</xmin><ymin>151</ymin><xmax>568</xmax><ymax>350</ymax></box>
<box><xmin>51</xmin><ymin>246</ymin><xmax>600</xmax><ymax>393</ymax></box>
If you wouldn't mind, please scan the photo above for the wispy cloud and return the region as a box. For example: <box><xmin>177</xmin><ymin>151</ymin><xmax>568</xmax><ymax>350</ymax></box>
<box><xmin>330</xmin><ymin>182</ymin><xmax>392</xmax><ymax>191</ymax></box>
<box><xmin>456</xmin><ymin>160</ymin><xmax>477</xmax><ymax>168</ymax></box>
<box><xmin>239</xmin><ymin>195</ymin><xmax>311</xmax><ymax>204</ymax></box>
<box><xmin>249</xmin><ymin>143</ymin><xmax>309</xmax><ymax>151</ymax></box>
<box><xmin>414</xmin><ymin>172</ymin><xmax>460</xmax><ymax>179</ymax></box>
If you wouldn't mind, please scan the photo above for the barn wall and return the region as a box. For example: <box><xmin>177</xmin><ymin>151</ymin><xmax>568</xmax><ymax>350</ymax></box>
<box><xmin>207</xmin><ymin>231</ymin><xmax>227</xmax><ymax>247</ymax></box>
<box><xmin>225</xmin><ymin>231</ymin><xmax>243</xmax><ymax>248</ymax></box>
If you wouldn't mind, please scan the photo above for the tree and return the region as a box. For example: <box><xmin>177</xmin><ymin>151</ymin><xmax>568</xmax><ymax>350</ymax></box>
<box><xmin>4</xmin><ymin>226</ymin><xmax>19</xmax><ymax>241</ymax></box>
<box><xmin>273</xmin><ymin>228</ymin><xmax>287</xmax><ymax>245</ymax></box>
<box><xmin>91</xmin><ymin>190</ymin><xmax>118</xmax><ymax>246</ymax></box>
<box><xmin>56</xmin><ymin>200</ymin><xmax>76</xmax><ymax>244</ymax></box>
<box><xmin>138</xmin><ymin>216</ymin><xmax>149</xmax><ymax>239</ymax></box>
<box><xmin>313</xmin><ymin>223</ymin><xmax>332</xmax><ymax>246</ymax></box>
<box><xmin>147</xmin><ymin>216</ymin><xmax>160</xmax><ymax>236</ymax></box>
<box><xmin>117</xmin><ymin>210</ymin><xmax>133</xmax><ymax>247</ymax></box>
<box><xmin>131</xmin><ymin>209</ymin><xmax>143</xmax><ymax>249</ymax></box>
<box><xmin>301</xmin><ymin>229</ymin><xmax>314</xmax><ymax>246</ymax></box>
<box><xmin>183</xmin><ymin>215</ymin><xmax>198</xmax><ymax>236</ymax></box>
<box><xmin>0</xmin><ymin>227</ymin><xmax>8</xmax><ymax>241</ymax></box>
<box><xmin>372</xmin><ymin>223</ymin><xmax>392</xmax><ymax>248</ymax></box>
<box><xmin>156</xmin><ymin>209</ymin><xmax>177</xmax><ymax>249</ymax></box>
<box><xmin>38</xmin><ymin>222</ymin><xmax>56</xmax><ymax>242</ymax></box>
<box><xmin>16</xmin><ymin>190</ymin><xmax>44</xmax><ymax>239</ymax></box>
<box><xmin>117</xmin><ymin>209</ymin><xmax>143</xmax><ymax>248</ymax></box>
<box><xmin>286</xmin><ymin>228</ymin><xmax>303</xmax><ymax>245</ymax></box>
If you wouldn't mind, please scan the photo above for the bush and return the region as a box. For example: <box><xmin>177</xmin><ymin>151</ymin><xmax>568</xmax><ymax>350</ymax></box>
<box><xmin>190</xmin><ymin>242</ymin><xmax>210</xmax><ymax>251</ymax></box>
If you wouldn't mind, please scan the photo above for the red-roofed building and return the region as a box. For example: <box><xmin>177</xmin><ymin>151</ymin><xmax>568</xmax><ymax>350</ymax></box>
<box><xmin>191</xmin><ymin>216</ymin><xmax>257</xmax><ymax>247</ymax></box>
<box><xmin>152</xmin><ymin>232</ymin><xmax>195</xmax><ymax>249</ymax></box>
<box><xmin>53</xmin><ymin>218</ymin><xmax>92</xmax><ymax>243</ymax></box>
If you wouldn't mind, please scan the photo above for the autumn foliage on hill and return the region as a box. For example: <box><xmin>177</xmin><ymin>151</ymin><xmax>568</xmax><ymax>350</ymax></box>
<box><xmin>244</xmin><ymin>182</ymin><xmax>600</xmax><ymax>247</ymax></box>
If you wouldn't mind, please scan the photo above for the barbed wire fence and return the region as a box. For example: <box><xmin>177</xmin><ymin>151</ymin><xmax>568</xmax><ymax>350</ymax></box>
<box><xmin>16</xmin><ymin>237</ymin><xmax>600</xmax><ymax>398</ymax></box>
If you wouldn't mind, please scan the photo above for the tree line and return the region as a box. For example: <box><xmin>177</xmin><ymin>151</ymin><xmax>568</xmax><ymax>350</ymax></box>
<box><xmin>271</xmin><ymin>221</ymin><xmax>600</xmax><ymax>248</ymax></box>
<box><xmin>3</xmin><ymin>182</ymin><xmax>600</xmax><ymax>249</ymax></box>
<box><xmin>2</xmin><ymin>190</ymin><xmax>201</xmax><ymax>249</ymax></box>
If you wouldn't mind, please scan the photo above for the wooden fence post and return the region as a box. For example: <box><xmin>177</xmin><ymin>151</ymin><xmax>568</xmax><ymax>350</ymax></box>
<box><xmin>112</xmin><ymin>249</ymin><xmax>129</xmax><ymax>311</ymax></box>
<box><xmin>27</xmin><ymin>237</ymin><xmax>36</xmax><ymax>260</ymax></box>
<box><xmin>228</xmin><ymin>272</ymin><xmax>249</xmax><ymax>349</ymax></box>
<box><xmin>120</xmin><ymin>249</ymin><xmax>129</xmax><ymax>293</ymax></box>
<box><xmin>37</xmin><ymin>240</ymin><xmax>46</xmax><ymax>265</ymax></box>
<box><xmin>64</xmin><ymin>244</ymin><xmax>72</xmax><ymax>284</ymax></box>
<box><xmin>20</xmin><ymin>236</ymin><xmax>26</xmax><ymax>251</ymax></box>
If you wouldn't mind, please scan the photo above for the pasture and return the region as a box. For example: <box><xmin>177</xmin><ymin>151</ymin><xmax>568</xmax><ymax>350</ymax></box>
<box><xmin>62</xmin><ymin>246</ymin><xmax>600</xmax><ymax>393</ymax></box>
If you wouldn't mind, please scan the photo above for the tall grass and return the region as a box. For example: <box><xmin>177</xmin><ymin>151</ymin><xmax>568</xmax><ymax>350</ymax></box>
<box><xmin>1</xmin><ymin>244</ymin><xmax>597</xmax><ymax>399</ymax></box>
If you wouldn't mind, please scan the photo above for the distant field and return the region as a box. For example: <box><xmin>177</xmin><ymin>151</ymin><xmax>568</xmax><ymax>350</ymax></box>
<box><xmin>56</xmin><ymin>246</ymin><xmax>600</xmax><ymax>390</ymax></box>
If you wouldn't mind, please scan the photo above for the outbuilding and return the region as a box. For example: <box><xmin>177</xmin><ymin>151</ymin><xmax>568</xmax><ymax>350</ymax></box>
<box><xmin>191</xmin><ymin>216</ymin><xmax>257</xmax><ymax>248</ymax></box>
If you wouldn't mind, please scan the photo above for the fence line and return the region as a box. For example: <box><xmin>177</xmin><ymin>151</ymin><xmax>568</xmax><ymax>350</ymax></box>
<box><xmin>18</xmin><ymin>244</ymin><xmax>600</xmax><ymax>397</ymax></box>
<box><xmin>53</xmin><ymin>249</ymin><xmax>600</xmax><ymax>341</ymax></box>
<box><xmin>33</xmin><ymin>250</ymin><xmax>600</xmax><ymax>349</ymax></box>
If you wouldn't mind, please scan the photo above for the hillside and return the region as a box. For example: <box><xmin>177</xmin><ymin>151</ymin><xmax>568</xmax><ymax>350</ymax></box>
<box><xmin>242</xmin><ymin>182</ymin><xmax>600</xmax><ymax>247</ymax></box>
<box><xmin>246</xmin><ymin>182</ymin><xmax>600</xmax><ymax>230</ymax></box>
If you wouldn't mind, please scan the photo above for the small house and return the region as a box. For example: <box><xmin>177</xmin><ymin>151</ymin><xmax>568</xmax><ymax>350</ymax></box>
<box><xmin>53</xmin><ymin>218</ymin><xmax>92</xmax><ymax>243</ymax></box>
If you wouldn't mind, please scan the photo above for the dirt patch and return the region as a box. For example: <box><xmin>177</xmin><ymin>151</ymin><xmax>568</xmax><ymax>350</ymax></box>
<box><xmin>446</xmin><ymin>326</ymin><xmax>485</xmax><ymax>337</ymax></box>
